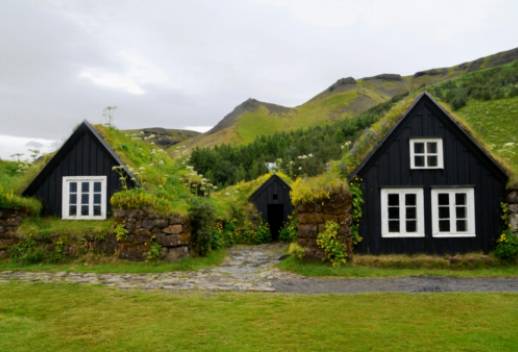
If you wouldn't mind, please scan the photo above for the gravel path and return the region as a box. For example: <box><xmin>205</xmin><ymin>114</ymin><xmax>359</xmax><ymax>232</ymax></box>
<box><xmin>1</xmin><ymin>244</ymin><xmax>518</xmax><ymax>293</ymax></box>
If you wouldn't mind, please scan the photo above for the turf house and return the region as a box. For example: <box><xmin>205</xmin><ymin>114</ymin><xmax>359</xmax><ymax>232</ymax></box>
<box><xmin>249</xmin><ymin>174</ymin><xmax>293</xmax><ymax>240</ymax></box>
<box><xmin>351</xmin><ymin>93</ymin><xmax>509</xmax><ymax>254</ymax></box>
<box><xmin>23</xmin><ymin>121</ymin><xmax>136</xmax><ymax>219</ymax></box>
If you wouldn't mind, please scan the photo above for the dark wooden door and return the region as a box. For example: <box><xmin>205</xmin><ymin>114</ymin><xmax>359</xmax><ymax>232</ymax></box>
<box><xmin>267</xmin><ymin>204</ymin><xmax>284</xmax><ymax>241</ymax></box>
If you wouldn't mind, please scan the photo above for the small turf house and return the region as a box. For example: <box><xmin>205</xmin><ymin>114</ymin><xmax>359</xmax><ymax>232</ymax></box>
<box><xmin>23</xmin><ymin>121</ymin><xmax>135</xmax><ymax>220</ymax></box>
<box><xmin>249</xmin><ymin>174</ymin><xmax>293</xmax><ymax>240</ymax></box>
<box><xmin>352</xmin><ymin>93</ymin><xmax>508</xmax><ymax>254</ymax></box>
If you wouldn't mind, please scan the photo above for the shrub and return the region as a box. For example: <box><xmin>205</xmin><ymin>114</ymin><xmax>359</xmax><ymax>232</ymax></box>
<box><xmin>254</xmin><ymin>221</ymin><xmax>272</xmax><ymax>244</ymax></box>
<box><xmin>8</xmin><ymin>238</ymin><xmax>45</xmax><ymax>264</ymax></box>
<box><xmin>316</xmin><ymin>221</ymin><xmax>347</xmax><ymax>267</ymax></box>
<box><xmin>288</xmin><ymin>242</ymin><xmax>305</xmax><ymax>260</ymax></box>
<box><xmin>494</xmin><ymin>230</ymin><xmax>518</xmax><ymax>262</ymax></box>
<box><xmin>114</xmin><ymin>223</ymin><xmax>128</xmax><ymax>242</ymax></box>
<box><xmin>146</xmin><ymin>242</ymin><xmax>162</xmax><ymax>261</ymax></box>
<box><xmin>279</xmin><ymin>216</ymin><xmax>297</xmax><ymax>242</ymax></box>
<box><xmin>189</xmin><ymin>197</ymin><xmax>216</xmax><ymax>256</ymax></box>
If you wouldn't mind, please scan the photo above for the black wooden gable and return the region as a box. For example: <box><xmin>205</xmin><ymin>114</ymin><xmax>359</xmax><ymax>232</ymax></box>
<box><xmin>23</xmin><ymin>121</ymin><xmax>135</xmax><ymax>217</ymax></box>
<box><xmin>351</xmin><ymin>92</ymin><xmax>508</xmax><ymax>181</ymax></box>
<box><xmin>249</xmin><ymin>174</ymin><xmax>291</xmax><ymax>202</ymax></box>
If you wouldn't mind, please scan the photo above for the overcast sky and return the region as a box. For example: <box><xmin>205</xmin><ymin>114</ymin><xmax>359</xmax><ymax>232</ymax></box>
<box><xmin>1</xmin><ymin>0</ymin><xmax>518</xmax><ymax>159</ymax></box>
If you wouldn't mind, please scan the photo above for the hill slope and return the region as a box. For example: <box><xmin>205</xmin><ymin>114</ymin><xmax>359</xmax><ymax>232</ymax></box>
<box><xmin>124</xmin><ymin>128</ymin><xmax>200</xmax><ymax>149</ymax></box>
<box><xmin>173</xmin><ymin>47</ymin><xmax>518</xmax><ymax>155</ymax></box>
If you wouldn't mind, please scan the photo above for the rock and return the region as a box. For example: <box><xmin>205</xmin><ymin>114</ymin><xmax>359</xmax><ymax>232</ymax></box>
<box><xmin>156</xmin><ymin>233</ymin><xmax>182</xmax><ymax>247</ymax></box>
<box><xmin>510</xmin><ymin>214</ymin><xmax>518</xmax><ymax>232</ymax></box>
<box><xmin>153</xmin><ymin>218</ymin><xmax>169</xmax><ymax>228</ymax></box>
<box><xmin>507</xmin><ymin>190</ymin><xmax>518</xmax><ymax>204</ymax></box>
<box><xmin>165</xmin><ymin>246</ymin><xmax>189</xmax><ymax>261</ymax></box>
<box><xmin>509</xmin><ymin>204</ymin><xmax>518</xmax><ymax>213</ymax></box>
<box><xmin>163</xmin><ymin>224</ymin><xmax>183</xmax><ymax>235</ymax></box>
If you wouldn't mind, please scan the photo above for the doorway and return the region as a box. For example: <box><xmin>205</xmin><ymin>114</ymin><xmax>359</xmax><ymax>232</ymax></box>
<box><xmin>267</xmin><ymin>204</ymin><xmax>284</xmax><ymax>241</ymax></box>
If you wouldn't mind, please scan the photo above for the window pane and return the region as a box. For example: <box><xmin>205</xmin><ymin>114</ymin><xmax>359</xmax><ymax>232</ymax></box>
<box><xmin>69</xmin><ymin>205</ymin><xmax>76</xmax><ymax>216</ymax></box>
<box><xmin>414</xmin><ymin>156</ymin><xmax>425</xmax><ymax>167</ymax></box>
<box><xmin>388</xmin><ymin>194</ymin><xmax>399</xmax><ymax>206</ymax></box>
<box><xmin>406</xmin><ymin>220</ymin><xmax>417</xmax><ymax>232</ymax></box>
<box><xmin>455</xmin><ymin>193</ymin><xmax>466</xmax><ymax>205</ymax></box>
<box><xmin>81</xmin><ymin>194</ymin><xmax>89</xmax><ymax>204</ymax></box>
<box><xmin>93</xmin><ymin>205</ymin><xmax>101</xmax><ymax>216</ymax></box>
<box><xmin>438</xmin><ymin>193</ymin><xmax>449</xmax><ymax>205</ymax></box>
<box><xmin>406</xmin><ymin>207</ymin><xmax>416</xmax><ymax>219</ymax></box>
<box><xmin>439</xmin><ymin>206</ymin><xmax>450</xmax><ymax>218</ymax></box>
<box><xmin>69</xmin><ymin>182</ymin><xmax>77</xmax><ymax>193</ymax></box>
<box><xmin>82</xmin><ymin>182</ymin><xmax>89</xmax><ymax>192</ymax></box>
<box><xmin>439</xmin><ymin>220</ymin><xmax>450</xmax><ymax>232</ymax></box>
<box><xmin>405</xmin><ymin>194</ymin><xmax>416</xmax><ymax>205</ymax></box>
<box><xmin>414</xmin><ymin>142</ymin><xmax>424</xmax><ymax>153</ymax></box>
<box><xmin>456</xmin><ymin>206</ymin><xmax>466</xmax><ymax>218</ymax></box>
<box><xmin>81</xmin><ymin>205</ymin><xmax>89</xmax><ymax>216</ymax></box>
<box><xmin>93</xmin><ymin>194</ymin><xmax>101</xmax><ymax>204</ymax></box>
<box><xmin>94</xmin><ymin>182</ymin><xmax>102</xmax><ymax>192</ymax></box>
<box><xmin>388</xmin><ymin>207</ymin><xmax>399</xmax><ymax>219</ymax></box>
<box><xmin>427</xmin><ymin>156</ymin><xmax>437</xmax><ymax>167</ymax></box>
<box><xmin>69</xmin><ymin>194</ymin><xmax>77</xmax><ymax>204</ymax></box>
<box><xmin>456</xmin><ymin>220</ymin><xmax>467</xmax><ymax>232</ymax></box>
<box><xmin>427</xmin><ymin>142</ymin><xmax>437</xmax><ymax>153</ymax></box>
<box><xmin>388</xmin><ymin>220</ymin><xmax>400</xmax><ymax>232</ymax></box>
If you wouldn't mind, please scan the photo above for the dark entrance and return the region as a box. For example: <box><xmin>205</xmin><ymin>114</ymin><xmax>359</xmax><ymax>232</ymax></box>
<box><xmin>267</xmin><ymin>204</ymin><xmax>284</xmax><ymax>241</ymax></box>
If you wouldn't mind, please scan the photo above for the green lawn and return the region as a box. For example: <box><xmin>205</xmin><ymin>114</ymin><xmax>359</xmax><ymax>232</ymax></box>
<box><xmin>0</xmin><ymin>282</ymin><xmax>517</xmax><ymax>351</ymax></box>
<box><xmin>0</xmin><ymin>250</ymin><xmax>226</xmax><ymax>274</ymax></box>
<box><xmin>278</xmin><ymin>256</ymin><xmax>518</xmax><ymax>278</ymax></box>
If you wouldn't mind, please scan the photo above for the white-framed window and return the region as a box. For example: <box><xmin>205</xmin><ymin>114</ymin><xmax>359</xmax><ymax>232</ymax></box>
<box><xmin>431</xmin><ymin>188</ymin><xmax>476</xmax><ymax>238</ymax></box>
<box><xmin>410</xmin><ymin>138</ymin><xmax>444</xmax><ymax>169</ymax></box>
<box><xmin>381</xmin><ymin>188</ymin><xmax>425</xmax><ymax>238</ymax></box>
<box><xmin>62</xmin><ymin>176</ymin><xmax>107</xmax><ymax>220</ymax></box>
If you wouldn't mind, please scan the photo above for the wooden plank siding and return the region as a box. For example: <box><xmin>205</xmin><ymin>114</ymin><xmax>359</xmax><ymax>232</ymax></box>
<box><xmin>355</xmin><ymin>94</ymin><xmax>508</xmax><ymax>254</ymax></box>
<box><xmin>249</xmin><ymin>175</ymin><xmax>293</xmax><ymax>226</ymax></box>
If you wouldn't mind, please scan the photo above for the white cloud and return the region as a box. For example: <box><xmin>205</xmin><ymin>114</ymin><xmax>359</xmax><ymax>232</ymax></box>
<box><xmin>0</xmin><ymin>135</ymin><xmax>58</xmax><ymax>161</ymax></box>
<box><xmin>183</xmin><ymin>126</ymin><xmax>212</xmax><ymax>133</ymax></box>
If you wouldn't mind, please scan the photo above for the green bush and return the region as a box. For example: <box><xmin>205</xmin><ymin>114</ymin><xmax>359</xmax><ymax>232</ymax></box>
<box><xmin>189</xmin><ymin>198</ymin><xmax>216</xmax><ymax>256</ymax></box>
<box><xmin>316</xmin><ymin>221</ymin><xmax>346</xmax><ymax>267</ymax></box>
<box><xmin>287</xmin><ymin>242</ymin><xmax>305</xmax><ymax>260</ymax></box>
<box><xmin>254</xmin><ymin>221</ymin><xmax>272</xmax><ymax>244</ymax></box>
<box><xmin>146</xmin><ymin>242</ymin><xmax>162</xmax><ymax>261</ymax></box>
<box><xmin>8</xmin><ymin>238</ymin><xmax>45</xmax><ymax>264</ymax></box>
<box><xmin>494</xmin><ymin>230</ymin><xmax>518</xmax><ymax>262</ymax></box>
<box><xmin>279</xmin><ymin>216</ymin><xmax>297</xmax><ymax>242</ymax></box>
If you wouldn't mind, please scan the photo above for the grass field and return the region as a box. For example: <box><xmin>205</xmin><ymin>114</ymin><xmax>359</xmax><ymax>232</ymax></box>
<box><xmin>278</xmin><ymin>256</ymin><xmax>518</xmax><ymax>278</ymax></box>
<box><xmin>0</xmin><ymin>282</ymin><xmax>517</xmax><ymax>351</ymax></box>
<box><xmin>0</xmin><ymin>250</ymin><xmax>225</xmax><ymax>274</ymax></box>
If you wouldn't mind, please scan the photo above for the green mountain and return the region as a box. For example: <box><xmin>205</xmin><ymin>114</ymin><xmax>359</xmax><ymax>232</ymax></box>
<box><xmin>124</xmin><ymin>128</ymin><xmax>200</xmax><ymax>149</ymax></box>
<box><xmin>173</xmin><ymin>47</ymin><xmax>518</xmax><ymax>155</ymax></box>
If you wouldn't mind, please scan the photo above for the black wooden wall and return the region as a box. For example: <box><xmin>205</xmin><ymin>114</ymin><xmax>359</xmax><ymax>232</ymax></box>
<box><xmin>23</xmin><ymin>123</ymin><xmax>132</xmax><ymax>217</ymax></box>
<box><xmin>249</xmin><ymin>175</ymin><xmax>293</xmax><ymax>224</ymax></box>
<box><xmin>356</xmin><ymin>94</ymin><xmax>508</xmax><ymax>254</ymax></box>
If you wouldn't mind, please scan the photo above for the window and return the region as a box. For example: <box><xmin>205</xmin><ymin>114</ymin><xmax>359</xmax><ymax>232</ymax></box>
<box><xmin>381</xmin><ymin>188</ymin><xmax>424</xmax><ymax>238</ymax></box>
<box><xmin>62</xmin><ymin>176</ymin><xmax>107</xmax><ymax>220</ymax></box>
<box><xmin>410</xmin><ymin>138</ymin><xmax>444</xmax><ymax>169</ymax></box>
<box><xmin>431</xmin><ymin>188</ymin><xmax>475</xmax><ymax>237</ymax></box>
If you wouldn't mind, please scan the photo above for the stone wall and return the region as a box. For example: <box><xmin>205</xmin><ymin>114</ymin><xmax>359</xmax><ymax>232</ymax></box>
<box><xmin>295</xmin><ymin>192</ymin><xmax>352</xmax><ymax>260</ymax></box>
<box><xmin>113</xmin><ymin>209</ymin><xmax>190</xmax><ymax>261</ymax></box>
<box><xmin>508</xmin><ymin>189</ymin><xmax>518</xmax><ymax>231</ymax></box>
<box><xmin>0</xmin><ymin>209</ymin><xmax>25</xmax><ymax>258</ymax></box>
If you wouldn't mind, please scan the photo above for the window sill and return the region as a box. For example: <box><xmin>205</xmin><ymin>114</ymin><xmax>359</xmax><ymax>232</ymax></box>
<box><xmin>432</xmin><ymin>233</ymin><xmax>476</xmax><ymax>238</ymax></box>
<box><xmin>381</xmin><ymin>234</ymin><xmax>425</xmax><ymax>238</ymax></box>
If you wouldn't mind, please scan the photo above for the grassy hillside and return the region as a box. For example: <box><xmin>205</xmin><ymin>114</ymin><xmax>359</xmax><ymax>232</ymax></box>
<box><xmin>124</xmin><ymin>127</ymin><xmax>200</xmax><ymax>149</ymax></box>
<box><xmin>174</xmin><ymin>47</ymin><xmax>518</xmax><ymax>155</ymax></box>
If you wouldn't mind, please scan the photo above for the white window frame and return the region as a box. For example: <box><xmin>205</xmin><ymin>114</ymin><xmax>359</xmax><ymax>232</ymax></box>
<box><xmin>410</xmin><ymin>138</ymin><xmax>444</xmax><ymax>169</ymax></box>
<box><xmin>431</xmin><ymin>188</ymin><xmax>476</xmax><ymax>238</ymax></box>
<box><xmin>381</xmin><ymin>188</ymin><xmax>425</xmax><ymax>238</ymax></box>
<box><xmin>62</xmin><ymin>176</ymin><xmax>107</xmax><ymax>220</ymax></box>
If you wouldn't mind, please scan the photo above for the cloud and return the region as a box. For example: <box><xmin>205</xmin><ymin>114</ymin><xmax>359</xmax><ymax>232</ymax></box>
<box><xmin>183</xmin><ymin>126</ymin><xmax>213</xmax><ymax>133</ymax></box>
<box><xmin>0</xmin><ymin>134</ymin><xmax>58</xmax><ymax>161</ymax></box>
<box><xmin>0</xmin><ymin>0</ymin><xmax>517</xmax><ymax>143</ymax></box>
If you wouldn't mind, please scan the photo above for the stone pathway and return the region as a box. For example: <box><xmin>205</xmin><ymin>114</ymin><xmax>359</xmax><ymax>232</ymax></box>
<box><xmin>1</xmin><ymin>244</ymin><xmax>518</xmax><ymax>293</ymax></box>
